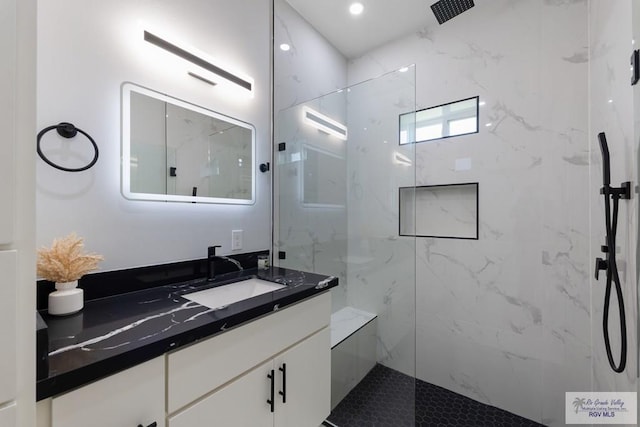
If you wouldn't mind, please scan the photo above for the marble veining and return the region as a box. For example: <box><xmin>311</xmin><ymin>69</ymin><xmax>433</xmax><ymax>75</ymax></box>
<box><xmin>48</xmin><ymin>301</ymin><xmax>204</xmax><ymax>357</ymax></box>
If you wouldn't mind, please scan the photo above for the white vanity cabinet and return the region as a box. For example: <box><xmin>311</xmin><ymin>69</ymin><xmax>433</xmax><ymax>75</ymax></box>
<box><xmin>169</xmin><ymin>327</ymin><xmax>330</xmax><ymax>427</ymax></box>
<box><xmin>167</xmin><ymin>293</ymin><xmax>331</xmax><ymax>427</ymax></box>
<box><xmin>50</xmin><ymin>357</ymin><xmax>165</xmax><ymax>427</ymax></box>
<box><xmin>38</xmin><ymin>292</ymin><xmax>331</xmax><ymax>427</ymax></box>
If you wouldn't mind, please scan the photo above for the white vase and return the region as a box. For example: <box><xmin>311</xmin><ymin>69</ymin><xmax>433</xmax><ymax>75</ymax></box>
<box><xmin>48</xmin><ymin>280</ymin><xmax>84</xmax><ymax>316</ymax></box>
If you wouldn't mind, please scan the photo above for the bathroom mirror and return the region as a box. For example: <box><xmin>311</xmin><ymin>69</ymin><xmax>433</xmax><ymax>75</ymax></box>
<box><xmin>121</xmin><ymin>83</ymin><xmax>255</xmax><ymax>204</ymax></box>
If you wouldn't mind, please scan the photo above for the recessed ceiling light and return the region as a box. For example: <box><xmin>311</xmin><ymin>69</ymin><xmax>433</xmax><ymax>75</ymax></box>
<box><xmin>399</xmin><ymin>67</ymin><xmax>409</xmax><ymax>73</ymax></box>
<box><xmin>349</xmin><ymin>2</ymin><xmax>364</xmax><ymax>15</ymax></box>
<box><xmin>280</xmin><ymin>43</ymin><xmax>291</xmax><ymax>51</ymax></box>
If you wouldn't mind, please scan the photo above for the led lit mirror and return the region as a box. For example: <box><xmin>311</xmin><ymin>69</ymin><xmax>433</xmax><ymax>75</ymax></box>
<box><xmin>121</xmin><ymin>83</ymin><xmax>255</xmax><ymax>204</ymax></box>
<box><xmin>399</xmin><ymin>96</ymin><xmax>479</xmax><ymax>144</ymax></box>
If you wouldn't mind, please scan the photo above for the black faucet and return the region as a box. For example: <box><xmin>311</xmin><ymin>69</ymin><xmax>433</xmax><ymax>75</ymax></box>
<box><xmin>207</xmin><ymin>245</ymin><xmax>222</xmax><ymax>281</ymax></box>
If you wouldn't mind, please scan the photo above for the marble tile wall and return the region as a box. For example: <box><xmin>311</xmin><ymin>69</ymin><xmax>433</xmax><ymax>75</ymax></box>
<box><xmin>275</xmin><ymin>1</ymin><xmax>639</xmax><ymax>425</ymax></box>
<box><xmin>347</xmin><ymin>1</ymin><xmax>594</xmax><ymax>424</ymax></box>
<box><xmin>273</xmin><ymin>0</ymin><xmax>347</xmax><ymax>113</ymax></box>
<box><xmin>275</xmin><ymin>97</ymin><xmax>349</xmax><ymax>312</ymax></box>
<box><xmin>344</xmin><ymin>69</ymin><xmax>417</xmax><ymax>376</ymax></box>
<box><xmin>274</xmin><ymin>3</ymin><xmax>419</xmax><ymax>379</ymax></box>
<box><xmin>588</xmin><ymin>2</ymin><xmax>639</xmax><ymax>422</ymax></box>
<box><xmin>273</xmin><ymin>0</ymin><xmax>350</xmax><ymax>312</ymax></box>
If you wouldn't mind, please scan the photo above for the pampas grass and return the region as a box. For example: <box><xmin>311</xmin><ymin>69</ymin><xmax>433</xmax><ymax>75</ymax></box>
<box><xmin>37</xmin><ymin>233</ymin><xmax>103</xmax><ymax>283</ymax></box>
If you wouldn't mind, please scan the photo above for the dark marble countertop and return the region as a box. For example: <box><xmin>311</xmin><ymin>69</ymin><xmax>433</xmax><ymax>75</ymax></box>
<box><xmin>36</xmin><ymin>266</ymin><xmax>337</xmax><ymax>401</ymax></box>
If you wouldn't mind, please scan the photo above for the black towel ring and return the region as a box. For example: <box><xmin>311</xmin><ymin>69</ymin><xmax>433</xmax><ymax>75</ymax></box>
<box><xmin>37</xmin><ymin>122</ymin><xmax>99</xmax><ymax>172</ymax></box>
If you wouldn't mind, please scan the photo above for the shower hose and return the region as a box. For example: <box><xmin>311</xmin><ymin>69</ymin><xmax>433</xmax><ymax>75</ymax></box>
<box><xmin>601</xmin><ymin>186</ymin><xmax>627</xmax><ymax>373</ymax></box>
<box><xmin>597</xmin><ymin>132</ymin><xmax>627</xmax><ymax>373</ymax></box>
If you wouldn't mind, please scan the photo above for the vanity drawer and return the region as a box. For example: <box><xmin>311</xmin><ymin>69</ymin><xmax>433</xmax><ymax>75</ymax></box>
<box><xmin>51</xmin><ymin>356</ymin><xmax>164</xmax><ymax>427</ymax></box>
<box><xmin>167</xmin><ymin>292</ymin><xmax>330</xmax><ymax>414</ymax></box>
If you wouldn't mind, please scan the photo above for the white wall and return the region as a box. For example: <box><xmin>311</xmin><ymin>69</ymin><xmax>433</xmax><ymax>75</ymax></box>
<box><xmin>349</xmin><ymin>1</ymin><xmax>591</xmax><ymax>424</ymax></box>
<box><xmin>37</xmin><ymin>0</ymin><xmax>271</xmax><ymax>271</ymax></box>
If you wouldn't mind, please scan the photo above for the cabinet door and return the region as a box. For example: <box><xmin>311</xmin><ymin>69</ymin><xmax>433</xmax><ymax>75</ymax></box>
<box><xmin>169</xmin><ymin>359</ymin><xmax>273</xmax><ymax>427</ymax></box>
<box><xmin>51</xmin><ymin>357</ymin><xmax>164</xmax><ymax>427</ymax></box>
<box><xmin>167</xmin><ymin>292</ymin><xmax>330</xmax><ymax>413</ymax></box>
<box><xmin>274</xmin><ymin>327</ymin><xmax>330</xmax><ymax>427</ymax></box>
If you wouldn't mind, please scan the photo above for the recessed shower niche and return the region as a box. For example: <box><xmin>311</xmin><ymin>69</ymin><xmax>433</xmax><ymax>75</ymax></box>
<box><xmin>399</xmin><ymin>183</ymin><xmax>479</xmax><ymax>239</ymax></box>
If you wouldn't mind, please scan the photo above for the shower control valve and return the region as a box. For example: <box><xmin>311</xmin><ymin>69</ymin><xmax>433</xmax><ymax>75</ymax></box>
<box><xmin>594</xmin><ymin>257</ymin><xmax>608</xmax><ymax>280</ymax></box>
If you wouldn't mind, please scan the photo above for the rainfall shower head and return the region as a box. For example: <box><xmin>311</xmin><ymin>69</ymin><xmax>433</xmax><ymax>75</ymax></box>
<box><xmin>430</xmin><ymin>0</ymin><xmax>475</xmax><ymax>25</ymax></box>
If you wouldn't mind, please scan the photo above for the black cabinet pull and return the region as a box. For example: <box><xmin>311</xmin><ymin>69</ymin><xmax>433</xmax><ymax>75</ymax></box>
<box><xmin>278</xmin><ymin>363</ymin><xmax>287</xmax><ymax>403</ymax></box>
<box><xmin>137</xmin><ymin>423</ymin><xmax>157</xmax><ymax>427</ymax></box>
<box><xmin>267</xmin><ymin>369</ymin><xmax>275</xmax><ymax>413</ymax></box>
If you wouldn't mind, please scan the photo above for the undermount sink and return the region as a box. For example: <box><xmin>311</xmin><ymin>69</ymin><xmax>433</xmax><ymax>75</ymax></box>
<box><xmin>182</xmin><ymin>277</ymin><xmax>286</xmax><ymax>309</ymax></box>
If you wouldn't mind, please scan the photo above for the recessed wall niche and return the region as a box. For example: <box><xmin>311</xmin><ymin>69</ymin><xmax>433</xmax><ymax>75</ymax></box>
<box><xmin>399</xmin><ymin>183</ymin><xmax>479</xmax><ymax>239</ymax></box>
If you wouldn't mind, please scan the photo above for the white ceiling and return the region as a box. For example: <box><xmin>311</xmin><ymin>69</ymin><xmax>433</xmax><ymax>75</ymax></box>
<box><xmin>285</xmin><ymin>0</ymin><xmax>437</xmax><ymax>59</ymax></box>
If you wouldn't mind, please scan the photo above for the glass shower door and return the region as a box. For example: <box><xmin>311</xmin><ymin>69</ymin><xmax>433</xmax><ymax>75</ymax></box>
<box><xmin>274</xmin><ymin>67</ymin><xmax>417</xmax><ymax>425</ymax></box>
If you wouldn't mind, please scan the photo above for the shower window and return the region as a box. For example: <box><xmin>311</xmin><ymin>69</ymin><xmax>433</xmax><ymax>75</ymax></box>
<box><xmin>399</xmin><ymin>96</ymin><xmax>479</xmax><ymax>144</ymax></box>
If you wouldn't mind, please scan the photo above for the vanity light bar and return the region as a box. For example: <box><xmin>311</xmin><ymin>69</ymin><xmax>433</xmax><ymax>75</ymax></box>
<box><xmin>144</xmin><ymin>30</ymin><xmax>252</xmax><ymax>92</ymax></box>
<box><xmin>302</xmin><ymin>106</ymin><xmax>348</xmax><ymax>140</ymax></box>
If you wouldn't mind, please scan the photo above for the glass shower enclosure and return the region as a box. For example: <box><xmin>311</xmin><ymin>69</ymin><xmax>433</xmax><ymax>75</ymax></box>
<box><xmin>274</xmin><ymin>67</ymin><xmax>417</xmax><ymax>424</ymax></box>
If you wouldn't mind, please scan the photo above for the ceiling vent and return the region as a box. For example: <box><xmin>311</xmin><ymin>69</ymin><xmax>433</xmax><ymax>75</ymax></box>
<box><xmin>430</xmin><ymin>0</ymin><xmax>475</xmax><ymax>25</ymax></box>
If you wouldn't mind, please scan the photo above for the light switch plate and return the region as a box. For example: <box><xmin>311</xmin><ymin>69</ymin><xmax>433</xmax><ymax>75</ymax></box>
<box><xmin>231</xmin><ymin>230</ymin><xmax>243</xmax><ymax>250</ymax></box>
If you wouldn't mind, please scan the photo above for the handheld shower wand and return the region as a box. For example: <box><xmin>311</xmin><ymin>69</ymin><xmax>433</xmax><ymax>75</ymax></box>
<box><xmin>594</xmin><ymin>132</ymin><xmax>630</xmax><ymax>373</ymax></box>
<box><xmin>599</xmin><ymin>132</ymin><xmax>611</xmax><ymax>187</ymax></box>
